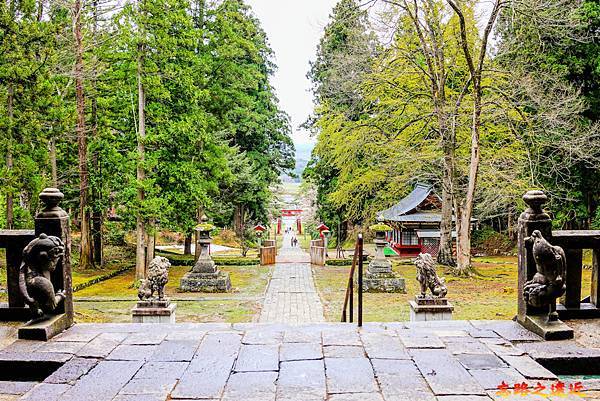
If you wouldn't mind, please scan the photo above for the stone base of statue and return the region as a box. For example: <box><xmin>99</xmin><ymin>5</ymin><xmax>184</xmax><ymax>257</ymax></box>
<box><xmin>409</xmin><ymin>296</ymin><xmax>453</xmax><ymax>321</ymax></box>
<box><xmin>18</xmin><ymin>313</ymin><xmax>72</xmax><ymax>341</ymax></box>
<box><xmin>179</xmin><ymin>258</ymin><xmax>231</xmax><ymax>293</ymax></box>
<box><xmin>131</xmin><ymin>299</ymin><xmax>176</xmax><ymax>323</ymax></box>
<box><xmin>362</xmin><ymin>259</ymin><xmax>406</xmax><ymax>293</ymax></box>
<box><xmin>518</xmin><ymin>314</ymin><xmax>573</xmax><ymax>341</ymax></box>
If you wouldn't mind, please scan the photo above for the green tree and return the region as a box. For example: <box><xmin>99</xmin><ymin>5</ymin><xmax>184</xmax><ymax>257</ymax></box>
<box><xmin>205</xmin><ymin>0</ymin><xmax>294</xmax><ymax>239</ymax></box>
<box><xmin>304</xmin><ymin>0</ymin><xmax>376</xmax><ymax>242</ymax></box>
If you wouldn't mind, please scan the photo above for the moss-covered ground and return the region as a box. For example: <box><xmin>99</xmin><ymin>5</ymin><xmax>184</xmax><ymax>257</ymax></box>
<box><xmin>73</xmin><ymin>263</ymin><xmax>270</xmax><ymax>323</ymax></box>
<box><xmin>313</xmin><ymin>255</ymin><xmax>594</xmax><ymax>322</ymax></box>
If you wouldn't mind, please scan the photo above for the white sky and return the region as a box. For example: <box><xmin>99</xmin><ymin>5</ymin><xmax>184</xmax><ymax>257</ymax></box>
<box><xmin>245</xmin><ymin>0</ymin><xmax>494</xmax><ymax>148</ymax></box>
<box><xmin>246</xmin><ymin>0</ymin><xmax>339</xmax><ymax>147</ymax></box>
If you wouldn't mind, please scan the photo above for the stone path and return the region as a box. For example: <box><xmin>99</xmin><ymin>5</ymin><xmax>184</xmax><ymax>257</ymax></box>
<box><xmin>259</xmin><ymin>234</ymin><xmax>324</xmax><ymax>324</ymax></box>
<box><xmin>1</xmin><ymin>320</ymin><xmax>598</xmax><ymax>401</ymax></box>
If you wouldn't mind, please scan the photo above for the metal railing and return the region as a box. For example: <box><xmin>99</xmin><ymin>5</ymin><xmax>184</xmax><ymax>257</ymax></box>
<box><xmin>341</xmin><ymin>234</ymin><xmax>364</xmax><ymax>326</ymax></box>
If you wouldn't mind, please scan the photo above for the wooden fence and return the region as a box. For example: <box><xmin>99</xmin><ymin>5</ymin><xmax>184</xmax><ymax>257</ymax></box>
<box><xmin>260</xmin><ymin>246</ymin><xmax>276</xmax><ymax>265</ymax></box>
<box><xmin>310</xmin><ymin>239</ymin><xmax>326</xmax><ymax>266</ymax></box>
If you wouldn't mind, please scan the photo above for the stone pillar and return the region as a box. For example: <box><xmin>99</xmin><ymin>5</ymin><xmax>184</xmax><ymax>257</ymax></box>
<box><xmin>194</xmin><ymin>228</ymin><xmax>201</xmax><ymax>262</ymax></box>
<box><xmin>517</xmin><ymin>190</ymin><xmax>573</xmax><ymax>340</ymax></box>
<box><xmin>19</xmin><ymin>188</ymin><xmax>74</xmax><ymax>340</ymax></box>
<box><xmin>180</xmin><ymin>216</ymin><xmax>231</xmax><ymax>292</ymax></box>
<box><xmin>0</xmin><ymin>230</ymin><xmax>35</xmax><ymax>320</ymax></box>
<box><xmin>363</xmin><ymin>223</ymin><xmax>405</xmax><ymax>293</ymax></box>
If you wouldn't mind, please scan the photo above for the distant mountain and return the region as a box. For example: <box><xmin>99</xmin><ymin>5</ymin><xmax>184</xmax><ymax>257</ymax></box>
<box><xmin>282</xmin><ymin>142</ymin><xmax>314</xmax><ymax>183</ymax></box>
<box><xmin>295</xmin><ymin>142</ymin><xmax>314</xmax><ymax>161</ymax></box>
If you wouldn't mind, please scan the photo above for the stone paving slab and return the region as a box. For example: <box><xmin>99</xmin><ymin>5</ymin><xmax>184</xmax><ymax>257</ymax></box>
<box><xmin>411</xmin><ymin>349</ymin><xmax>487</xmax><ymax>395</ymax></box>
<box><xmin>371</xmin><ymin>359</ymin><xmax>436</xmax><ymax>401</ymax></box>
<box><xmin>324</xmin><ymin>357</ymin><xmax>378</xmax><ymax>394</ymax></box>
<box><xmin>44</xmin><ymin>357</ymin><xmax>99</xmax><ymax>384</ymax></box>
<box><xmin>233</xmin><ymin>344</ymin><xmax>279</xmax><ymax>372</ymax></box>
<box><xmin>20</xmin><ymin>383</ymin><xmax>71</xmax><ymax>401</ymax></box>
<box><xmin>0</xmin><ymin>322</ymin><xmax>597</xmax><ymax>401</ymax></box>
<box><xmin>61</xmin><ymin>360</ymin><xmax>144</xmax><ymax>401</ymax></box>
<box><xmin>222</xmin><ymin>371</ymin><xmax>277</xmax><ymax>401</ymax></box>
<box><xmin>280</xmin><ymin>342</ymin><xmax>322</xmax><ymax>361</ymax></box>
<box><xmin>277</xmin><ymin>360</ymin><xmax>326</xmax><ymax>400</ymax></box>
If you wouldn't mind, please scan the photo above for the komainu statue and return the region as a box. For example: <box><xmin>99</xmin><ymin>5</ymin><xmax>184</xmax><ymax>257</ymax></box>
<box><xmin>18</xmin><ymin>234</ymin><xmax>66</xmax><ymax>318</ymax></box>
<box><xmin>138</xmin><ymin>256</ymin><xmax>171</xmax><ymax>301</ymax></box>
<box><xmin>414</xmin><ymin>253</ymin><xmax>447</xmax><ymax>298</ymax></box>
<box><xmin>523</xmin><ymin>230</ymin><xmax>566</xmax><ymax>316</ymax></box>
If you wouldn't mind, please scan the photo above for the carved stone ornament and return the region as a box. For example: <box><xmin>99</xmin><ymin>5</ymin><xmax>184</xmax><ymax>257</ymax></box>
<box><xmin>18</xmin><ymin>234</ymin><xmax>66</xmax><ymax>318</ymax></box>
<box><xmin>523</xmin><ymin>230</ymin><xmax>566</xmax><ymax>318</ymax></box>
<box><xmin>414</xmin><ymin>253</ymin><xmax>448</xmax><ymax>298</ymax></box>
<box><xmin>138</xmin><ymin>256</ymin><xmax>171</xmax><ymax>301</ymax></box>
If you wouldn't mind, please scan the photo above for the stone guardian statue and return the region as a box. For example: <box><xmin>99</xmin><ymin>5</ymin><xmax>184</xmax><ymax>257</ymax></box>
<box><xmin>18</xmin><ymin>234</ymin><xmax>66</xmax><ymax>318</ymax></box>
<box><xmin>138</xmin><ymin>256</ymin><xmax>171</xmax><ymax>301</ymax></box>
<box><xmin>414</xmin><ymin>253</ymin><xmax>447</xmax><ymax>298</ymax></box>
<box><xmin>523</xmin><ymin>230</ymin><xmax>566</xmax><ymax>320</ymax></box>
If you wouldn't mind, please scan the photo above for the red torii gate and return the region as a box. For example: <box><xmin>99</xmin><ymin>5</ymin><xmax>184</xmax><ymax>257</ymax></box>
<box><xmin>281</xmin><ymin>209</ymin><xmax>302</xmax><ymax>217</ymax></box>
<box><xmin>280</xmin><ymin>209</ymin><xmax>303</xmax><ymax>234</ymax></box>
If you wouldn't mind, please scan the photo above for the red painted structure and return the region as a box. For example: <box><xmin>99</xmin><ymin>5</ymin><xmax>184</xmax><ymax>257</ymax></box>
<box><xmin>281</xmin><ymin>209</ymin><xmax>302</xmax><ymax>217</ymax></box>
<box><xmin>379</xmin><ymin>183</ymin><xmax>445</xmax><ymax>257</ymax></box>
<box><xmin>316</xmin><ymin>223</ymin><xmax>330</xmax><ymax>239</ymax></box>
<box><xmin>379</xmin><ymin>183</ymin><xmax>470</xmax><ymax>257</ymax></box>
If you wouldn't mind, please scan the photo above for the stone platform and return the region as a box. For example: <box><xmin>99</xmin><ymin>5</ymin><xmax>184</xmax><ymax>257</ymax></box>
<box><xmin>179</xmin><ymin>271</ymin><xmax>231</xmax><ymax>292</ymax></box>
<box><xmin>1</xmin><ymin>320</ymin><xmax>598</xmax><ymax>401</ymax></box>
<box><xmin>410</xmin><ymin>297</ymin><xmax>454</xmax><ymax>321</ymax></box>
<box><xmin>131</xmin><ymin>300</ymin><xmax>176</xmax><ymax>324</ymax></box>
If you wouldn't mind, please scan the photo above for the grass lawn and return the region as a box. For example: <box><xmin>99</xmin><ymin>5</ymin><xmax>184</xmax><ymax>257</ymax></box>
<box><xmin>73</xmin><ymin>263</ymin><xmax>270</xmax><ymax>323</ymax></box>
<box><xmin>313</xmin><ymin>255</ymin><xmax>594</xmax><ymax>322</ymax></box>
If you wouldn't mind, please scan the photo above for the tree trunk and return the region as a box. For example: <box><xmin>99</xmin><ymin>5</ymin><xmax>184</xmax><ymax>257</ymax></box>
<box><xmin>135</xmin><ymin>38</ymin><xmax>147</xmax><ymax>279</ymax></box>
<box><xmin>75</xmin><ymin>0</ymin><xmax>94</xmax><ymax>270</ymax></box>
<box><xmin>454</xmin><ymin>94</ymin><xmax>482</xmax><ymax>275</ymax></box>
<box><xmin>438</xmin><ymin>139</ymin><xmax>455</xmax><ymax>266</ymax></box>
<box><xmin>6</xmin><ymin>84</ymin><xmax>14</xmax><ymax>229</ymax></box>
<box><xmin>92</xmin><ymin>211</ymin><xmax>103</xmax><ymax>266</ymax></box>
<box><xmin>49</xmin><ymin>137</ymin><xmax>58</xmax><ymax>187</ymax></box>
<box><xmin>233</xmin><ymin>205</ymin><xmax>243</xmax><ymax>236</ymax></box>
<box><xmin>37</xmin><ymin>0</ymin><xmax>44</xmax><ymax>21</ymax></box>
<box><xmin>507</xmin><ymin>206</ymin><xmax>515</xmax><ymax>241</ymax></box>
<box><xmin>136</xmin><ymin>216</ymin><xmax>146</xmax><ymax>279</ymax></box>
<box><xmin>146</xmin><ymin>220</ymin><xmax>155</xmax><ymax>266</ymax></box>
<box><xmin>90</xmin><ymin>0</ymin><xmax>103</xmax><ymax>267</ymax></box>
<box><xmin>184</xmin><ymin>233</ymin><xmax>192</xmax><ymax>255</ymax></box>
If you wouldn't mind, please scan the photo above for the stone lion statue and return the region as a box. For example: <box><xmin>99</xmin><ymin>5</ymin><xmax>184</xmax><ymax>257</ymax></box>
<box><xmin>138</xmin><ymin>256</ymin><xmax>171</xmax><ymax>301</ymax></box>
<box><xmin>523</xmin><ymin>230</ymin><xmax>566</xmax><ymax>311</ymax></box>
<box><xmin>18</xmin><ymin>234</ymin><xmax>66</xmax><ymax>318</ymax></box>
<box><xmin>414</xmin><ymin>253</ymin><xmax>447</xmax><ymax>298</ymax></box>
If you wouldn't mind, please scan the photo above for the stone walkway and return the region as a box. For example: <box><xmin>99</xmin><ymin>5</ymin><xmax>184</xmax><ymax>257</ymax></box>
<box><xmin>0</xmin><ymin>320</ymin><xmax>598</xmax><ymax>401</ymax></box>
<box><xmin>259</xmin><ymin>234</ymin><xmax>324</xmax><ymax>324</ymax></box>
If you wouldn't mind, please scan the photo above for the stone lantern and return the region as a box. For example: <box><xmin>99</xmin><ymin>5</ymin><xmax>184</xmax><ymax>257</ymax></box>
<box><xmin>180</xmin><ymin>215</ymin><xmax>231</xmax><ymax>292</ymax></box>
<box><xmin>363</xmin><ymin>216</ymin><xmax>406</xmax><ymax>293</ymax></box>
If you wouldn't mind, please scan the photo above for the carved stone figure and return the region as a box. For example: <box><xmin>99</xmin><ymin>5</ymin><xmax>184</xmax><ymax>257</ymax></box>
<box><xmin>18</xmin><ymin>234</ymin><xmax>66</xmax><ymax>318</ymax></box>
<box><xmin>138</xmin><ymin>256</ymin><xmax>171</xmax><ymax>301</ymax></box>
<box><xmin>523</xmin><ymin>230</ymin><xmax>566</xmax><ymax>317</ymax></box>
<box><xmin>414</xmin><ymin>253</ymin><xmax>447</xmax><ymax>298</ymax></box>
